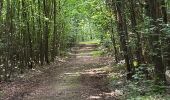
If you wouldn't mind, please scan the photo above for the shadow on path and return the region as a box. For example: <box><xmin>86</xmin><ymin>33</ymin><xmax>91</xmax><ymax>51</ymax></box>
<box><xmin>0</xmin><ymin>43</ymin><xmax>116</xmax><ymax>100</ymax></box>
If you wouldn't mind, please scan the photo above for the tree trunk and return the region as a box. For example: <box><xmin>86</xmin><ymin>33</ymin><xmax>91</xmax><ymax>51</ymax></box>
<box><xmin>114</xmin><ymin>0</ymin><xmax>133</xmax><ymax>80</ymax></box>
<box><xmin>110</xmin><ymin>17</ymin><xmax>118</xmax><ymax>63</ymax></box>
<box><xmin>149</xmin><ymin>0</ymin><xmax>166</xmax><ymax>84</ymax></box>
<box><xmin>129</xmin><ymin>0</ymin><xmax>143</xmax><ymax>64</ymax></box>
<box><xmin>43</xmin><ymin>0</ymin><xmax>49</xmax><ymax>64</ymax></box>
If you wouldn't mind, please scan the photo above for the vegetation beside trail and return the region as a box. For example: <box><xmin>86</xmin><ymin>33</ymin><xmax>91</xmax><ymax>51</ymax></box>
<box><xmin>79</xmin><ymin>40</ymin><xmax>101</xmax><ymax>45</ymax></box>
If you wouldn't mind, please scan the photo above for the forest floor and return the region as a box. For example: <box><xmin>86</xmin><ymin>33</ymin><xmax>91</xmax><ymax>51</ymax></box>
<box><xmin>0</xmin><ymin>43</ymin><xmax>123</xmax><ymax>100</ymax></box>
<box><xmin>1</xmin><ymin>43</ymin><xmax>170</xmax><ymax>100</ymax></box>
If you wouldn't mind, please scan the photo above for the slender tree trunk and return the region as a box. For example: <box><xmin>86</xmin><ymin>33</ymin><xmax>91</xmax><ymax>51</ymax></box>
<box><xmin>0</xmin><ymin>0</ymin><xmax>3</xmax><ymax>15</ymax></box>
<box><xmin>149</xmin><ymin>0</ymin><xmax>166</xmax><ymax>84</ymax></box>
<box><xmin>43</xmin><ymin>0</ymin><xmax>49</xmax><ymax>64</ymax></box>
<box><xmin>110</xmin><ymin>17</ymin><xmax>118</xmax><ymax>63</ymax></box>
<box><xmin>52</xmin><ymin>0</ymin><xmax>57</xmax><ymax>61</ymax></box>
<box><xmin>129</xmin><ymin>0</ymin><xmax>143</xmax><ymax>64</ymax></box>
<box><xmin>161</xmin><ymin>0</ymin><xmax>170</xmax><ymax>71</ymax></box>
<box><xmin>161</xmin><ymin>0</ymin><xmax>167</xmax><ymax>24</ymax></box>
<box><xmin>38</xmin><ymin>0</ymin><xmax>44</xmax><ymax>65</ymax></box>
<box><xmin>5</xmin><ymin>0</ymin><xmax>11</xmax><ymax>80</ymax></box>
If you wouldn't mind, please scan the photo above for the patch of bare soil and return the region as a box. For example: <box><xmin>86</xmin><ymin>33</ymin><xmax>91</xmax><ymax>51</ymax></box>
<box><xmin>0</xmin><ymin>44</ymin><xmax>118</xmax><ymax>100</ymax></box>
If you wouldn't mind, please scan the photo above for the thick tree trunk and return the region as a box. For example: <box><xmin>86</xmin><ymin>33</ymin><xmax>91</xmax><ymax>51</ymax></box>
<box><xmin>115</xmin><ymin>0</ymin><xmax>132</xmax><ymax>80</ymax></box>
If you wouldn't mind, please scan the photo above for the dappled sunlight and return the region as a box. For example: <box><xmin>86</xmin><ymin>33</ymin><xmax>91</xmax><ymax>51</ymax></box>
<box><xmin>80</xmin><ymin>66</ymin><xmax>112</xmax><ymax>77</ymax></box>
<box><xmin>86</xmin><ymin>90</ymin><xmax>123</xmax><ymax>100</ymax></box>
<box><xmin>0</xmin><ymin>0</ymin><xmax>169</xmax><ymax>99</ymax></box>
<box><xmin>79</xmin><ymin>40</ymin><xmax>100</xmax><ymax>45</ymax></box>
<box><xmin>64</xmin><ymin>72</ymin><xmax>80</xmax><ymax>77</ymax></box>
<box><xmin>87</xmin><ymin>96</ymin><xmax>102</xmax><ymax>100</ymax></box>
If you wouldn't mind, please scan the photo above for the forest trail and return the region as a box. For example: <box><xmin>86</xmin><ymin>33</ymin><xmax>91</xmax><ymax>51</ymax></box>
<box><xmin>0</xmin><ymin>43</ymin><xmax>117</xmax><ymax>100</ymax></box>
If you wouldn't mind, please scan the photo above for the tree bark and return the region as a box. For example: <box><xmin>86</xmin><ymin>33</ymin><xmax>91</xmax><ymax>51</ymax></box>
<box><xmin>43</xmin><ymin>0</ymin><xmax>49</xmax><ymax>64</ymax></box>
<box><xmin>149</xmin><ymin>0</ymin><xmax>166</xmax><ymax>84</ymax></box>
<box><xmin>114</xmin><ymin>0</ymin><xmax>133</xmax><ymax>80</ymax></box>
<box><xmin>129</xmin><ymin>0</ymin><xmax>143</xmax><ymax>64</ymax></box>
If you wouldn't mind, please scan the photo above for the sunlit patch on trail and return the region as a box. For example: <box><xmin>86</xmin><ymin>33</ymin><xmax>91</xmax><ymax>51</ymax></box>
<box><xmin>86</xmin><ymin>90</ymin><xmax>123</xmax><ymax>100</ymax></box>
<box><xmin>87</xmin><ymin>95</ymin><xmax>102</xmax><ymax>100</ymax></box>
<box><xmin>64</xmin><ymin>72</ymin><xmax>80</xmax><ymax>77</ymax></box>
<box><xmin>79</xmin><ymin>66</ymin><xmax>113</xmax><ymax>93</ymax></box>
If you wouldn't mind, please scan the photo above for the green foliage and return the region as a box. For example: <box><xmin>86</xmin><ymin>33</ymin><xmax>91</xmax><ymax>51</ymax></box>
<box><xmin>124</xmin><ymin>80</ymin><xmax>168</xmax><ymax>100</ymax></box>
<box><xmin>0</xmin><ymin>0</ymin><xmax>112</xmax><ymax>81</ymax></box>
<box><xmin>79</xmin><ymin>40</ymin><xmax>100</xmax><ymax>45</ymax></box>
<box><xmin>64</xmin><ymin>0</ymin><xmax>110</xmax><ymax>42</ymax></box>
<box><xmin>0</xmin><ymin>2</ymin><xmax>170</xmax><ymax>100</ymax></box>
<box><xmin>0</xmin><ymin>0</ymin><xmax>72</xmax><ymax>81</ymax></box>
<box><xmin>91</xmin><ymin>51</ymin><xmax>104</xmax><ymax>57</ymax></box>
<box><xmin>109</xmin><ymin>64</ymin><xmax>169</xmax><ymax>100</ymax></box>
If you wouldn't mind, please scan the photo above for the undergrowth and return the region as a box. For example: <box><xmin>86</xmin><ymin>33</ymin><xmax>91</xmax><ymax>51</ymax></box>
<box><xmin>109</xmin><ymin>63</ymin><xmax>170</xmax><ymax>100</ymax></box>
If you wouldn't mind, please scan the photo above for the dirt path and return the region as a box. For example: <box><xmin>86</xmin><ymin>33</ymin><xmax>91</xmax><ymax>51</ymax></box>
<box><xmin>0</xmin><ymin>44</ymin><xmax>116</xmax><ymax>100</ymax></box>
